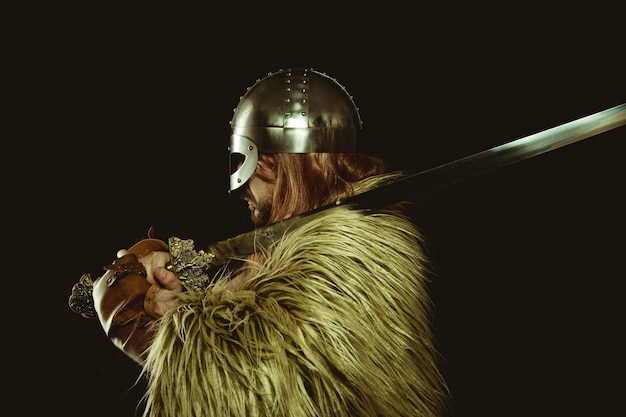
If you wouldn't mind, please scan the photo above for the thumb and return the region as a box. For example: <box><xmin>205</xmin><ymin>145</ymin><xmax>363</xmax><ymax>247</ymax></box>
<box><xmin>154</xmin><ymin>267</ymin><xmax>182</xmax><ymax>291</ymax></box>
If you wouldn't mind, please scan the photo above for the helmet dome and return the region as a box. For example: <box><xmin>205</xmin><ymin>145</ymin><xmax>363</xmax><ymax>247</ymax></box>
<box><xmin>229</xmin><ymin>68</ymin><xmax>363</xmax><ymax>192</ymax></box>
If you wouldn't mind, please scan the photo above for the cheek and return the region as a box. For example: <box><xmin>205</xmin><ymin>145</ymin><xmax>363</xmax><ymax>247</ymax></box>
<box><xmin>246</xmin><ymin>179</ymin><xmax>266</xmax><ymax>202</ymax></box>
<box><xmin>263</xmin><ymin>181</ymin><xmax>275</xmax><ymax>195</ymax></box>
<box><xmin>255</xmin><ymin>183</ymin><xmax>274</xmax><ymax>203</ymax></box>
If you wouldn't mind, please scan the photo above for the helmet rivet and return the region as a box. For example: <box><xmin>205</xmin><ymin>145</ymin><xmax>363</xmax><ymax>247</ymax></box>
<box><xmin>286</xmin><ymin>87</ymin><xmax>291</xmax><ymax>92</ymax></box>
<box><xmin>286</xmin><ymin>79</ymin><xmax>291</xmax><ymax>84</ymax></box>
<box><xmin>302</xmin><ymin>99</ymin><xmax>307</xmax><ymax>103</ymax></box>
<box><xmin>301</xmin><ymin>112</ymin><xmax>306</xmax><ymax>116</ymax></box>
<box><xmin>285</xmin><ymin>98</ymin><xmax>291</xmax><ymax>103</ymax></box>
<box><xmin>237</xmin><ymin>178</ymin><xmax>242</xmax><ymax>183</ymax></box>
<box><xmin>302</xmin><ymin>89</ymin><xmax>306</xmax><ymax>93</ymax></box>
<box><xmin>285</xmin><ymin>111</ymin><xmax>291</xmax><ymax>117</ymax></box>
<box><xmin>248</xmin><ymin>145</ymin><xmax>254</xmax><ymax>151</ymax></box>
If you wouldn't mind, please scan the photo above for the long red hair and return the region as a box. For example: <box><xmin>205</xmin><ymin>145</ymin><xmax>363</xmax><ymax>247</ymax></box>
<box><xmin>256</xmin><ymin>153</ymin><xmax>386</xmax><ymax>224</ymax></box>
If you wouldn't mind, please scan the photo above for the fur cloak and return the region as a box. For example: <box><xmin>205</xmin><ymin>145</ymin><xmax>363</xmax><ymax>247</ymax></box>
<box><xmin>142</xmin><ymin>178</ymin><xmax>448</xmax><ymax>416</ymax></box>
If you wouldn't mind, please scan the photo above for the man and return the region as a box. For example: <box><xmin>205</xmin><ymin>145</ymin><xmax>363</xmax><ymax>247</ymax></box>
<box><xmin>78</xmin><ymin>68</ymin><xmax>449</xmax><ymax>416</ymax></box>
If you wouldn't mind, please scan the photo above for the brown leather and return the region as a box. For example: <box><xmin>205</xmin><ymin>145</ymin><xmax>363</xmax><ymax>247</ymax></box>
<box><xmin>143</xmin><ymin>284</ymin><xmax>161</xmax><ymax>319</ymax></box>
<box><xmin>92</xmin><ymin>238</ymin><xmax>169</xmax><ymax>364</ymax></box>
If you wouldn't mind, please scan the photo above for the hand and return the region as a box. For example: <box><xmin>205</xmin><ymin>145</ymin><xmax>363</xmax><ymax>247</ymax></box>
<box><xmin>117</xmin><ymin>248</ymin><xmax>182</xmax><ymax>316</ymax></box>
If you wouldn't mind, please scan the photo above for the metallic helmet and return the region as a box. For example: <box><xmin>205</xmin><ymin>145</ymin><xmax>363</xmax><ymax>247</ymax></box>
<box><xmin>229</xmin><ymin>68</ymin><xmax>363</xmax><ymax>192</ymax></box>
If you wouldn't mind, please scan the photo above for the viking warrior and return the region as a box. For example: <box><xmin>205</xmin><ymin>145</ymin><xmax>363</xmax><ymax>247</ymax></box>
<box><xmin>71</xmin><ymin>68</ymin><xmax>450</xmax><ymax>416</ymax></box>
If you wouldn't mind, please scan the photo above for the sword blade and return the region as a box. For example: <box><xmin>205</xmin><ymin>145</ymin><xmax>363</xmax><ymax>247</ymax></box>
<box><xmin>345</xmin><ymin>102</ymin><xmax>626</xmax><ymax>209</ymax></box>
<box><xmin>206</xmin><ymin>103</ymin><xmax>626</xmax><ymax>263</ymax></box>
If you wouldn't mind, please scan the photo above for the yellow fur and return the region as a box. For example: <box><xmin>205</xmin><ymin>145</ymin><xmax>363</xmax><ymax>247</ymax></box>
<box><xmin>143</xmin><ymin>177</ymin><xmax>448</xmax><ymax>416</ymax></box>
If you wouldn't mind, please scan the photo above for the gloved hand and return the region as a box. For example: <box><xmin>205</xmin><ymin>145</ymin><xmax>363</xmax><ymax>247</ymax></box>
<box><xmin>92</xmin><ymin>238</ymin><xmax>169</xmax><ymax>364</ymax></box>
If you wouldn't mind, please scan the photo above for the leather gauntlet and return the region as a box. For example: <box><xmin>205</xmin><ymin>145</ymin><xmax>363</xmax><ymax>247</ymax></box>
<box><xmin>69</xmin><ymin>235</ymin><xmax>221</xmax><ymax>363</ymax></box>
<box><xmin>91</xmin><ymin>238</ymin><xmax>168</xmax><ymax>364</ymax></box>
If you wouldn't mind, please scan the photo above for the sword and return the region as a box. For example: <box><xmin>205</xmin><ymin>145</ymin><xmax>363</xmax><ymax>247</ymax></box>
<box><xmin>71</xmin><ymin>103</ymin><xmax>626</xmax><ymax>312</ymax></box>
<box><xmin>196</xmin><ymin>103</ymin><xmax>626</xmax><ymax>268</ymax></box>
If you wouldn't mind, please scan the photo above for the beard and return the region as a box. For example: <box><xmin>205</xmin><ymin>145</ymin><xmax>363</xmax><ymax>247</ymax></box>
<box><xmin>245</xmin><ymin>191</ymin><xmax>273</xmax><ymax>227</ymax></box>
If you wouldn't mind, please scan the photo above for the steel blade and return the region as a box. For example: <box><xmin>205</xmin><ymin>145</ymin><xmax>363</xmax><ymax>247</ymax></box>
<box><xmin>205</xmin><ymin>103</ymin><xmax>626</xmax><ymax>264</ymax></box>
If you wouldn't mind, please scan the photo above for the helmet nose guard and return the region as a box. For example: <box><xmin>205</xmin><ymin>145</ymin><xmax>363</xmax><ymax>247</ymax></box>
<box><xmin>228</xmin><ymin>68</ymin><xmax>363</xmax><ymax>192</ymax></box>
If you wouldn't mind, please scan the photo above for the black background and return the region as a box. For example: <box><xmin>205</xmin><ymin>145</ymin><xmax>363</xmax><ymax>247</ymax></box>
<box><xmin>4</xmin><ymin>3</ymin><xmax>625</xmax><ymax>416</ymax></box>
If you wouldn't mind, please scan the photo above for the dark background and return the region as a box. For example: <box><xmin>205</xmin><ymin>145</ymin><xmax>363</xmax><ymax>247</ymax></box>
<box><xmin>4</xmin><ymin>3</ymin><xmax>625</xmax><ymax>416</ymax></box>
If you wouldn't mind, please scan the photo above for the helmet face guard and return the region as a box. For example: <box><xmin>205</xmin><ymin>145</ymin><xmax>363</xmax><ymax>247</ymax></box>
<box><xmin>228</xmin><ymin>68</ymin><xmax>363</xmax><ymax>192</ymax></box>
<box><xmin>229</xmin><ymin>134</ymin><xmax>259</xmax><ymax>192</ymax></box>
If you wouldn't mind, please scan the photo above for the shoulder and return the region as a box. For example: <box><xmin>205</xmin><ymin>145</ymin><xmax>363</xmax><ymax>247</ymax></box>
<box><xmin>273</xmin><ymin>201</ymin><xmax>424</xmax><ymax>268</ymax></box>
<box><xmin>351</xmin><ymin>170</ymin><xmax>409</xmax><ymax>194</ymax></box>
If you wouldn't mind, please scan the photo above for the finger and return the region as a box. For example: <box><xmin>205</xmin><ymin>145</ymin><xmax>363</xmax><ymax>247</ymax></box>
<box><xmin>145</xmin><ymin>286</ymin><xmax>179</xmax><ymax>317</ymax></box>
<box><xmin>154</xmin><ymin>267</ymin><xmax>183</xmax><ymax>291</ymax></box>
<box><xmin>145</xmin><ymin>252</ymin><xmax>172</xmax><ymax>285</ymax></box>
<box><xmin>152</xmin><ymin>288</ymin><xmax>180</xmax><ymax>317</ymax></box>
<box><xmin>151</xmin><ymin>251</ymin><xmax>172</xmax><ymax>268</ymax></box>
